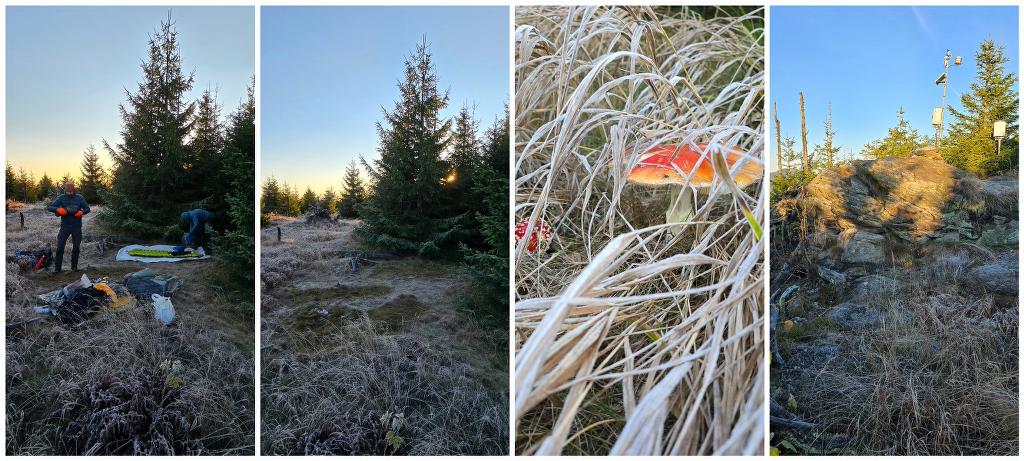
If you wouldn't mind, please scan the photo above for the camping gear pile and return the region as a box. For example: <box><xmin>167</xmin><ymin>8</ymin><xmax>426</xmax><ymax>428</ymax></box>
<box><xmin>14</xmin><ymin>243</ymin><xmax>53</xmax><ymax>270</ymax></box>
<box><xmin>36</xmin><ymin>269</ymin><xmax>182</xmax><ymax>325</ymax></box>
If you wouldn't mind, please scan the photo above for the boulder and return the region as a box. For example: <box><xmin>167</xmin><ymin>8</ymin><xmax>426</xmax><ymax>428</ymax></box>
<box><xmin>968</xmin><ymin>262</ymin><xmax>1018</xmax><ymax>297</ymax></box>
<box><xmin>838</xmin><ymin>229</ymin><xmax>885</xmax><ymax>265</ymax></box>
<box><xmin>826</xmin><ymin>302</ymin><xmax>880</xmax><ymax>329</ymax></box>
<box><xmin>849</xmin><ymin>275</ymin><xmax>899</xmax><ymax>301</ymax></box>
<box><xmin>912</xmin><ymin>146</ymin><xmax>944</xmax><ymax>161</ymax></box>
<box><xmin>972</xmin><ymin>175</ymin><xmax>1018</xmax><ymax>218</ymax></box>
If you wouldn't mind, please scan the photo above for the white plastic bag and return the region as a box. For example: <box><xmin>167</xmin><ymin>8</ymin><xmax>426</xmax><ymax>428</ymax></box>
<box><xmin>152</xmin><ymin>294</ymin><xmax>175</xmax><ymax>326</ymax></box>
<box><xmin>62</xmin><ymin>274</ymin><xmax>92</xmax><ymax>299</ymax></box>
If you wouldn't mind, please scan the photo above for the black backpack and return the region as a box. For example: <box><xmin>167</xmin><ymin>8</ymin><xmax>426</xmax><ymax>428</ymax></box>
<box><xmin>18</xmin><ymin>243</ymin><xmax>52</xmax><ymax>269</ymax></box>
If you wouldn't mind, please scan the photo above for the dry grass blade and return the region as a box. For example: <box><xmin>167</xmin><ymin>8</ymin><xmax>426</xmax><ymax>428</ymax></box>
<box><xmin>515</xmin><ymin>5</ymin><xmax>765</xmax><ymax>456</ymax></box>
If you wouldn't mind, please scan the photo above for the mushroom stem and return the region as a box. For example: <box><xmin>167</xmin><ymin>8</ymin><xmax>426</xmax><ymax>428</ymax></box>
<box><xmin>666</xmin><ymin>185</ymin><xmax>695</xmax><ymax>235</ymax></box>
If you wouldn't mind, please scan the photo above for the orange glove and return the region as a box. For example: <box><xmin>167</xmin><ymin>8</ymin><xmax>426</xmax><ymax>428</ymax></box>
<box><xmin>56</xmin><ymin>208</ymin><xmax>67</xmax><ymax>216</ymax></box>
<box><xmin>74</xmin><ymin>210</ymin><xmax>84</xmax><ymax>218</ymax></box>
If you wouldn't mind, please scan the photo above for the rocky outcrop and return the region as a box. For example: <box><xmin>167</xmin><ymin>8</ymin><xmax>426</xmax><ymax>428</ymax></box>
<box><xmin>793</xmin><ymin>152</ymin><xmax>1018</xmax><ymax>271</ymax></box>
<box><xmin>804</xmin><ymin>155</ymin><xmax>973</xmax><ymax>242</ymax></box>
<box><xmin>774</xmin><ymin>151</ymin><xmax>1018</xmax><ymax>304</ymax></box>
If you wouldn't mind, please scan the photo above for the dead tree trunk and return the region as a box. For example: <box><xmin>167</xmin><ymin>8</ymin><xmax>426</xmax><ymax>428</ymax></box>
<box><xmin>774</xmin><ymin>102</ymin><xmax>783</xmax><ymax>177</ymax></box>
<box><xmin>800</xmin><ymin>92</ymin><xmax>808</xmax><ymax>172</ymax></box>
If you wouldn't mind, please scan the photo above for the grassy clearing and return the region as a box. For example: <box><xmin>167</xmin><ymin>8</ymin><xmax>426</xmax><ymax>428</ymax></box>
<box><xmin>5</xmin><ymin>203</ymin><xmax>254</xmax><ymax>455</ymax></box>
<box><xmin>260</xmin><ymin>216</ymin><xmax>508</xmax><ymax>455</ymax></box>
<box><xmin>515</xmin><ymin>6</ymin><xmax>765</xmax><ymax>455</ymax></box>
<box><xmin>770</xmin><ymin>225</ymin><xmax>1018</xmax><ymax>455</ymax></box>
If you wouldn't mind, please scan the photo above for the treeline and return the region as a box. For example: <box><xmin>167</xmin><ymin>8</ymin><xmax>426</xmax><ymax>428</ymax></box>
<box><xmin>5</xmin><ymin>145</ymin><xmax>108</xmax><ymax>205</ymax></box>
<box><xmin>773</xmin><ymin>38</ymin><xmax>1018</xmax><ymax>204</ymax></box>
<box><xmin>260</xmin><ymin>160</ymin><xmax>366</xmax><ymax>220</ymax></box>
<box><xmin>260</xmin><ymin>40</ymin><xmax>509</xmax><ymax>313</ymax></box>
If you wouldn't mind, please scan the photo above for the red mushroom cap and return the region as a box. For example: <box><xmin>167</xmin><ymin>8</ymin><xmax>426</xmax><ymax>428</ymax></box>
<box><xmin>622</xmin><ymin>143</ymin><xmax>762</xmax><ymax>189</ymax></box>
<box><xmin>515</xmin><ymin>218</ymin><xmax>553</xmax><ymax>253</ymax></box>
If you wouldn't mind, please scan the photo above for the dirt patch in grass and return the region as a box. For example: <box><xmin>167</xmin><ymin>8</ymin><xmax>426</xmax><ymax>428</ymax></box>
<box><xmin>368</xmin><ymin>294</ymin><xmax>431</xmax><ymax>331</ymax></box>
<box><xmin>260</xmin><ymin>216</ymin><xmax>508</xmax><ymax>455</ymax></box>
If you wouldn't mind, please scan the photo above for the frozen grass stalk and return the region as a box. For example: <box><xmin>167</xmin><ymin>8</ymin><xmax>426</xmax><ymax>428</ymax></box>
<box><xmin>515</xmin><ymin>5</ymin><xmax>765</xmax><ymax>455</ymax></box>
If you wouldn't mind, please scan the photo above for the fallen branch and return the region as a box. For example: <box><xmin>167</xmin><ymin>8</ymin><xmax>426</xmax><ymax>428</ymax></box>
<box><xmin>815</xmin><ymin>265</ymin><xmax>846</xmax><ymax>285</ymax></box>
<box><xmin>769</xmin><ymin>397</ymin><xmax>798</xmax><ymax>420</ymax></box>
<box><xmin>770</xmin><ymin>416</ymin><xmax>821</xmax><ymax>430</ymax></box>
<box><xmin>260</xmin><ymin>345</ymin><xmax>274</xmax><ymax>351</ymax></box>
<box><xmin>335</xmin><ymin>250</ymin><xmax>403</xmax><ymax>260</ymax></box>
<box><xmin>349</xmin><ymin>257</ymin><xmax>381</xmax><ymax>274</ymax></box>
<box><xmin>6</xmin><ymin>318</ymin><xmax>41</xmax><ymax>329</ymax></box>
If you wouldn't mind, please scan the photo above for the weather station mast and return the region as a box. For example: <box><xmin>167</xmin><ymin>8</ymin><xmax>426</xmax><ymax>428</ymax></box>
<box><xmin>933</xmin><ymin>49</ymin><xmax>962</xmax><ymax>146</ymax></box>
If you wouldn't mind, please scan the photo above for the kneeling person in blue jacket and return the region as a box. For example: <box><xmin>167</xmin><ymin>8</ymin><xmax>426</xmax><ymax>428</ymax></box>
<box><xmin>181</xmin><ymin>209</ymin><xmax>212</xmax><ymax>253</ymax></box>
<box><xmin>47</xmin><ymin>182</ymin><xmax>90</xmax><ymax>273</ymax></box>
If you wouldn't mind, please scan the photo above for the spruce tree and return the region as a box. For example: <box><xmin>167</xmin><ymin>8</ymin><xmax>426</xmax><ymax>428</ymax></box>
<box><xmin>78</xmin><ymin>144</ymin><xmax>108</xmax><ymax>204</ymax></box>
<box><xmin>861</xmin><ymin>107</ymin><xmax>925</xmax><ymax>159</ymax></box>
<box><xmin>337</xmin><ymin>160</ymin><xmax>365</xmax><ymax>218</ymax></box>
<box><xmin>944</xmin><ymin>38</ymin><xmax>1019</xmax><ymax>176</ymax></box>
<box><xmin>261</xmin><ymin>176</ymin><xmax>282</xmax><ymax>215</ymax></box>
<box><xmin>213</xmin><ymin>80</ymin><xmax>255</xmax><ymax>299</ymax></box>
<box><xmin>300</xmin><ymin>187</ymin><xmax>318</xmax><ymax>214</ymax></box>
<box><xmin>100</xmin><ymin>13</ymin><xmax>198</xmax><ymax>237</ymax></box>
<box><xmin>812</xmin><ymin>102</ymin><xmax>841</xmax><ymax>169</ymax></box>
<box><xmin>6</xmin><ymin>162</ymin><xmax>16</xmax><ymax>201</ymax></box>
<box><xmin>16</xmin><ymin>168</ymin><xmax>36</xmax><ymax>203</ymax></box>
<box><xmin>191</xmin><ymin>87</ymin><xmax>225</xmax><ymax>217</ymax></box>
<box><xmin>58</xmin><ymin>173</ymin><xmax>75</xmax><ymax>189</ymax></box>
<box><xmin>322</xmin><ymin>186</ymin><xmax>338</xmax><ymax>212</ymax></box>
<box><xmin>281</xmin><ymin>182</ymin><xmax>301</xmax><ymax>216</ymax></box>
<box><xmin>356</xmin><ymin>39</ymin><xmax>465</xmax><ymax>257</ymax></box>
<box><xmin>461</xmin><ymin>109</ymin><xmax>510</xmax><ymax>312</ymax></box>
<box><xmin>770</xmin><ymin>135</ymin><xmax>813</xmax><ymax>205</ymax></box>
<box><xmin>447</xmin><ymin>104</ymin><xmax>481</xmax><ymax>214</ymax></box>
<box><xmin>36</xmin><ymin>172</ymin><xmax>57</xmax><ymax>202</ymax></box>
<box><xmin>780</xmin><ymin>135</ymin><xmax>798</xmax><ymax>173</ymax></box>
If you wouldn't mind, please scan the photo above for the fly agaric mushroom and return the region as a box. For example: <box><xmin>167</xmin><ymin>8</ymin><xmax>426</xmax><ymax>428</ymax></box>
<box><xmin>622</xmin><ymin>142</ymin><xmax>762</xmax><ymax>233</ymax></box>
<box><xmin>515</xmin><ymin>218</ymin><xmax>553</xmax><ymax>253</ymax></box>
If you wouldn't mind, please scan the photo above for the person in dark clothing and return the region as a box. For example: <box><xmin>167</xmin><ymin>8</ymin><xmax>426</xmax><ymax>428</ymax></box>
<box><xmin>181</xmin><ymin>209</ymin><xmax>212</xmax><ymax>252</ymax></box>
<box><xmin>47</xmin><ymin>182</ymin><xmax>90</xmax><ymax>274</ymax></box>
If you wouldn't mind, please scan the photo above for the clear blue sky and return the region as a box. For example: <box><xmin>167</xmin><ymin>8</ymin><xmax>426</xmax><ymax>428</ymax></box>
<box><xmin>6</xmin><ymin>6</ymin><xmax>255</xmax><ymax>181</ymax></box>
<box><xmin>770</xmin><ymin>6</ymin><xmax>1018</xmax><ymax>171</ymax></box>
<box><xmin>260</xmin><ymin>6</ymin><xmax>510</xmax><ymax>194</ymax></box>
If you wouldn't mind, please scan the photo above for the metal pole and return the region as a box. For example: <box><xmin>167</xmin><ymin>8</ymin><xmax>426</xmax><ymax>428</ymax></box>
<box><xmin>997</xmin><ymin>138</ymin><xmax>1002</xmax><ymax>159</ymax></box>
<box><xmin>939</xmin><ymin>51</ymin><xmax>951</xmax><ymax>146</ymax></box>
